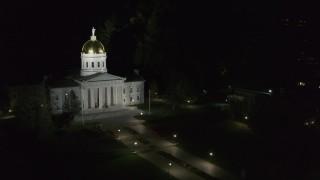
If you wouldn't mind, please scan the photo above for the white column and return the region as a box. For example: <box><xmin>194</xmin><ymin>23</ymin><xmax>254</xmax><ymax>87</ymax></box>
<box><xmin>99</xmin><ymin>87</ymin><xmax>103</xmax><ymax>108</ymax></box>
<box><xmin>107</xmin><ymin>86</ymin><xmax>111</xmax><ymax>106</ymax></box>
<box><xmin>83</xmin><ymin>88</ymin><xmax>88</xmax><ymax>110</ymax></box>
<box><xmin>90</xmin><ymin>88</ymin><xmax>95</xmax><ymax>109</ymax></box>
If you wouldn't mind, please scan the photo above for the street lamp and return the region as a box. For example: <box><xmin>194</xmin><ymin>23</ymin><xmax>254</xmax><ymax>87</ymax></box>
<box><xmin>209</xmin><ymin>152</ymin><xmax>214</xmax><ymax>157</ymax></box>
<box><xmin>173</xmin><ymin>134</ymin><xmax>177</xmax><ymax>144</ymax></box>
<box><xmin>168</xmin><ymin>163</ymin><xmax>172</xmax><ymax>174</ymax></box>
<box><xmin>133</xmin><ymin>142</ymin><xmax>138</xmax><ymax>153</ymax></box>
<box><xmin>117</xmin><ymin>129</ymin><xmax>121</xmax><ymax>140</ymax></box>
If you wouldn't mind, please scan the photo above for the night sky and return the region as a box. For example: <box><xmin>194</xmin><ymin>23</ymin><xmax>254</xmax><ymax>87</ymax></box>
<box><xmin>1</xmin><ymin>0</ymin><xmax>320</xmax><ymax>86</ymax></box>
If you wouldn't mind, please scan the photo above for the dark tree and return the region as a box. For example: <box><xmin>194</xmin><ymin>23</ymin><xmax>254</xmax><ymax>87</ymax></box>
<box><xmin>10</xmin><ymin>85</ymin><xmax>53</xmax><ymax>138</ymax></box>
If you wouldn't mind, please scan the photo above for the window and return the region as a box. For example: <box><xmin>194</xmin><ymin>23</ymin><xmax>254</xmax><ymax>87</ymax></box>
<box><xmin>103</xmin><ymin>62</ymin><xmax>104</xmax><ymax>67</ymax></box>
<box><xmin>92</xmin><ymin>62</ymin><xmax>94</xmax><ymax>68</ymax></box>
<box><xmin>123</xmin><ymin>88</ymin><xmax>125</xmax><ymax>94</ymax></box>
<box><xmin>130</xmin><ymin>97</ymin><xmax>133</xmax><ymax>101</ymax></box>
<box><xmin>123</xmin><ymin>98</ymin><xmax>126</xmax><ymax>102</ymax></box>
<box><xmin>86</xmin><ymin>62</ymin><xmax>88</xmax><ymax>67</ymax></box>
<box><xmin>130</xmin><ymin>87</ymin><xmax>132</xmax><ymax>93</ymax></box>
<box><xmin>98</xmin><ymin>62</ymin><xmax>100</xmax><ymax>67</ymax></box>
<box><xmin>137</xmin><ymin>87</ymin><xmax>140</xmax><ymax>92</ymax></box>
<box><xmin>57</xmin><ymin>105</ymin><xmax>60</xmax><ymax>110</ymax></box>
<box><xmin>55</xmin><ymin>95</ymin><xmax>59</xmax><ymax>100</ymax></box>
<box><xmin>137</xmin><ymin>96</ymin><xmax>140</xmax><ymax>100</ymax></box>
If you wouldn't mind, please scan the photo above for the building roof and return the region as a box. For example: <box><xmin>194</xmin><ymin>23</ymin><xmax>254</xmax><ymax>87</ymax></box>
<box><xmin>67</xmin><ymin>72</ymin><xmax>125</xmax><ymax>82</ymax></box>
<box><xmin>49</xmin><ymin>78</ymin><xmax>79</xmax><ymax>88</ymax></box>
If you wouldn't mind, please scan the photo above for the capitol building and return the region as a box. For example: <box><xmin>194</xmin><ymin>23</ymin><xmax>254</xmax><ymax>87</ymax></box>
<box><xmin>50</xmin><ymin>28</ymin><xmax>145</xmax><ymax>114</ymax></box>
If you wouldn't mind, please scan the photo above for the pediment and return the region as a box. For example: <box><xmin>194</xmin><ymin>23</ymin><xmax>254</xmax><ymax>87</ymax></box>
<box><xmin>86</xmin><ymin>73</ymin><xmax>125</xmax><ymax>82</ymax></box>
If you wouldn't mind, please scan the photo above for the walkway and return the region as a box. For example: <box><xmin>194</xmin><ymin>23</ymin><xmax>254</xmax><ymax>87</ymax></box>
<box><xmin>76</xmin><ymin>109</ymin><xmax>240</xmax><ymax>180</ymax></box>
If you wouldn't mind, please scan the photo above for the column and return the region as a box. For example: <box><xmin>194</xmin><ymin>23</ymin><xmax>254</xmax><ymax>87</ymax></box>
<box><xmin>107</xmin><ymin>86</ymin><xmax>111</xmax><ymax>106</ymax></box>
<box><xmin>90</xmin><ymin>88</ymin><xmax>95</xmax><ymax>109</ymax></box>
<box><xmin>83</xmin><ymin>88</ymin><xmax>88</xmax><ymax>111</ymax></box>
<box><xmin>99</xmin><ymin>87</ymin><xmax>103</xmax><ymax>109</ymax></box>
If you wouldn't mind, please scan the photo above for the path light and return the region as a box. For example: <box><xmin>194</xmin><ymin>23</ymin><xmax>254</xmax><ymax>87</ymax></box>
<box><xmin>116</xmin><ymin>129</ymin><xmax>121</xmax><ymax>140</ymax></box>
<box><xmin>168</xmin><ymin>163</ymin><xmax>172</xmax><ymax>174</ymax></box>
<box><xmin>133</xmin><ymin>142</ymin><xmax>138</xmax><ymax>154</ymax></box>
<box><xmin>173</xmin><ymin>134</ymin><xmax>177</xmax><ymax>144</ymax></box>
<box><xmin>209</xmin><ymin>152</ymin><xmax>214</xmax><ymax>157</ymax></box>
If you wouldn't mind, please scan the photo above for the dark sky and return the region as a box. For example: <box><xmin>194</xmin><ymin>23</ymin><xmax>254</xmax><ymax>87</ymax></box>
<box><xmin>1</xmin><ymin>0</ymin><xmax>320</xmax><ymax>85</ymax></box>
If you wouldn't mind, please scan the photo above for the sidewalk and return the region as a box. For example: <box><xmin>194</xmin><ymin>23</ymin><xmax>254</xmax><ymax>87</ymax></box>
<box><xmin>114</xmin><ymin>124</ymin><xmax>240</xmax><ymax>180</ymax></box>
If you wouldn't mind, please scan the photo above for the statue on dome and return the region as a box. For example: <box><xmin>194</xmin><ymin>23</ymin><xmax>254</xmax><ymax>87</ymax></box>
<box><xmin>92</xmin><ymin>27</ymin><xmax>96</xmax><ymax>36</ymax></box>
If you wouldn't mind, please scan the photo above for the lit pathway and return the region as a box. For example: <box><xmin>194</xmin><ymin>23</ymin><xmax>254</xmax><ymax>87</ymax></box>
<box><xmin>81</xmin><ymin>109</ymin><xmax>240</xmax><ymax>180</ymax></box>
<box><xmin>116</xmin><ymin>124</ymin><xmax>239</xmax><ymax>180</ymax></box>
<box><xmin>117</xmin><ymin>126</ymin><xmax>204</xmax><ymax>180</ymax></box>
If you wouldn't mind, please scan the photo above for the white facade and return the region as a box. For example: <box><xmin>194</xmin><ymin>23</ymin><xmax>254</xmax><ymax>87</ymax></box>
<box><xmin>50</xmin><ymin>28</ymin><xmax>144</xmax><ymax>115</ymax></box>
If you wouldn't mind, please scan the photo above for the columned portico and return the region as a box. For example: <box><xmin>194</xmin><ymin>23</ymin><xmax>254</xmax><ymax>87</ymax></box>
<box><xmin>50</xmin><ymin>27</ymin><xmax>145</xmax><ymax>115</ymax></box>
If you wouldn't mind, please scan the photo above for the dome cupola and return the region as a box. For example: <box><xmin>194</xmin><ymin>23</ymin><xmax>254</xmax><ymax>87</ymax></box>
<box><xmin>81</xmin><ymin>27</ymin><xmax>105</xmax><ymax>54</ymax></box>
<box><xmin>80</xmin><ymin>27</ymin><xmax>107</xmax><ymax>76</ymax></box>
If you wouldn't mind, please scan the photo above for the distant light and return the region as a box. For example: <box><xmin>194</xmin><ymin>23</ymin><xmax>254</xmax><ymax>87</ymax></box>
<box><xmin>118</xmin><ymin>129</ymin><xmax>121</xmax><ymax>132</ymax></box>
<box><xmin>209</xmin><ymin>152</ymin><xmax>213</xmax><ymax>156</ymax></box>
<box><xmin>41</xmin><ymin>104</ymin><xmax>44</xmax><ymax>107</ymax></box>
<box><xmin>229</xmin><ymin>85</ymin><xmax>231</xmax><ymax>88</ymax></box>
<box><xmin>225</xmin><ymin>99</ymin><xmax>228</xmax><ymax>102</ymax></box>
<box><xmin>65</xmin><ymin>93</ymin><xmax>68</xmax><ymax>96</ymax></box>
<box><xmin>298</xmin><ymin>82</ymin><xmax>305</xmax><ymax>87</ymax></box>
<box><xmin>311</xmin><ymin>121</ymin><xmax>315</xmax><ymax>124</ymax></box>
<box><xmin>155</xmin><ymin>92</ymin><xmax>158</xmax><ymax>95</ymax></box>
<box><xmin>140</xmin><ymin>112</ymin><xmax>143</xmax><ymax>115</ymax></box>
<box><xmin>173</xmin><ymin>134</ymin><xmax>177</xmax><ymax>138</ymax></box>
<box><xmin>132</xmin><ymin>99</ymin><xmax>135</xmax><ymax>102</ymax></box>
<box><xmin>187</xmin><ymin>100</ymin><xmax>190</xmax><ymax>103</ymax></box>
<box><xmin>305</xmin><ymin>122</ymin><xmax>309</xmax><ymax>126</ymax></box>
<box><xmin>134</xmin><ymin>142</ymin><xmax>137</xmax><ymax>146</ymax></box>
<box><xmin>244</xmin><ymin>116</ymin><xmax>248</xmax><ymax>120</ymax></box>
<box><xmin>268</xmin><ymin>89</ymin><xmax>272</xmax><ymax>93</ymax></box>
<box><xmin>169</xmin><ymin>163</ymin><xmax>172</xmax><ymax>166</ymax></box>
<box><xmin>8</xmin><ymin>109</ymin><xmax>12</xmax><ymax>113</ymax></box>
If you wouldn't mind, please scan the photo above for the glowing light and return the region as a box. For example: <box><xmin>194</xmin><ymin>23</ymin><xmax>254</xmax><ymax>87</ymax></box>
<box><xmin>8</xmin><ymin>109</ymin><xmax>12</xmax><ymax>113</ymax></box>
<box><xmin>169</xmin><ymin>163</ymin><xmax>172</xmax><ymax>166</ymax></box>
<box><xmin>298</xmin><ymin>82</ymin><xmax>305</xmax><ymax>86</ymax></box>
<box><xmin>134</xmin><ymin>142</ymin><xmax>137</xmax><ymax>146</ymax></box>
<box><xmin>225</xmin><ymin>99</ymin><xmax>228</xmax><ymax>102</ymax></box>
<box><xmin>244</xmin><ymin>116</ymin><xmax>248</xmax><ymax>120</ymax></box>
<box><xmin>187</xmin><ymin>100</ymin><xmax>190</xmax><ymax>103</ymax></box>
<box><xmin>268</xmin><ymin>89</ymin><xmax>272</xmax><ymax>93</ymax></box>
<box><xmin>118</xmin><ymin>129</ymin><xmax>121</xmax><ymax>132</ymax></box>
<box><xmin>140</xmin><ymin>112</ymin><xmax>143</xmax><ymax>115</ymax></box>
<box><xmin>209</xmin><ymin>152</ymin><xmax>213</xmax><ymax>157</ymax></box>
<box><xmin>173</xmin><ymin>134</ymin><xmax>177</xmax><ymax>138</ymax></box>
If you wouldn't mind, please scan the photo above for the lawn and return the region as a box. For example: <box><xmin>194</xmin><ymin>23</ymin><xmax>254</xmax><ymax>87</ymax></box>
<box><xmin>0</xmin><ymin>119</ymin><xmax>176</xmax><ymax>180</ymax></box>
<box><xmin>136</xmin><ymin>99</ymin><xmax>320</xmax><ymax>180</ymax></box>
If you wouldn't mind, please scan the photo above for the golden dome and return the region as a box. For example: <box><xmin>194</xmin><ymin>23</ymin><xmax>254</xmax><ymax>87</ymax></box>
<box><xmin>82</xmin><ymin>40</ymin><xmax>105</xmax><ymax>54</ymax></box>
<box><xmin>81</xmin><ymin>27</ymin><xmax>105</xmax><ymax>54</ymax></box>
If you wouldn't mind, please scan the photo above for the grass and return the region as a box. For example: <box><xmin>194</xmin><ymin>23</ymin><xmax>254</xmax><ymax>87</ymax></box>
<box><xmin>0</xmin><ymin>119</ymin><xmax>176</xmax><ymax>180</ymax></box>
<box><xmin>136</xmin><ymin>100</ymin><xmax>256</xmax><ymax>178</ymax></box>
<box><xmin>137</xmin><ymin>99</ymin><xmax>320</xmax><ymax>180</ymax></box>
